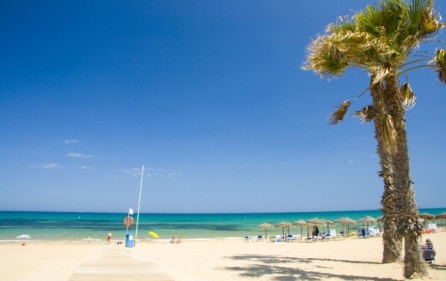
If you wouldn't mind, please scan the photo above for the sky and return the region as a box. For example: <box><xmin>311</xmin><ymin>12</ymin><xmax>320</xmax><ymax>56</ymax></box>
<box><xmin>1</xmin><ymin>0</ymin><xmax>445</xmax><ymax>213</ymax></box>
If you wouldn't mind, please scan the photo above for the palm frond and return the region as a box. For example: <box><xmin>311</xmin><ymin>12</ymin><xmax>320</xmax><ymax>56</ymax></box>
<box><xmin>371</xmin><ymin>65</ymin><xmax>390</xmax><ymax>84</ymax></box>
<box><xmin>353</xmin><ymin>105</ymin><xmax>376</xmax><ymax>123</ymax></box>
<box><xmin>328</xmin><ymin>16</ymin><xmax>357</xmax><ymax>33</ymax></box>
<box><xmin>303</xmin><ymin>36</ymin><xmax>348</xmax><ymax>76</ymax></box>
<box><xmin>382</xmin><ymin>114</ymin><xmax>397</xmax><ymax>153</ymax></box>
<box><xmin>399</xmin><ymin>82</ymin><xmax>416</xmax><ymax>109</ymax></box>
<box><xmin>329</xmin><ymin>100</ymin><xmax>351</xmax><ymax>125</ymax></box>
<box><xmin>357</xmin><ymin>0</ymin><xmax>402</xmax><ymax>38</ymax></box>
<box><xmin>434</xmin><ymin>49</ymin><xmax>446</xmax><ymax>83</ymax></box>
<box><xmin>419</xmin><ymin>0</ymin><xmax>443</xmax><ymax>36</ymax></box>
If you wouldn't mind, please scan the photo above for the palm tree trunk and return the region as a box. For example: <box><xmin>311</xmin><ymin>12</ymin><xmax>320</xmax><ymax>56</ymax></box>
<box><xmin>384</xmin><ymin>74</ymin><xmax>427</xmax><ymax>278</ymax></box>
<box><xmin>370</xmin><ymin>77</ymin><xmax>402</xmax><ymax>263</ymax></box>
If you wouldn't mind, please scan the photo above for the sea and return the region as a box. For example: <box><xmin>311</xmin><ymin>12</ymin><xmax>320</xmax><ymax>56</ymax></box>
<box><xmin>1</xmin><ymin>208</ymin><xmax>445</xmax><ymax>242</ymax></box>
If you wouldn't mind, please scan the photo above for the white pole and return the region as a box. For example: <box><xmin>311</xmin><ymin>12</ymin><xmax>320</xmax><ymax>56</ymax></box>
<box><xmin>126</xmin><ymin>212</ymin><xmax>130</xmax><ymax>234</ymax></box>
<box><xmin>135</xmin><ymin>165</ymin><xmax>144</xmax><ymax>240</ymax></box>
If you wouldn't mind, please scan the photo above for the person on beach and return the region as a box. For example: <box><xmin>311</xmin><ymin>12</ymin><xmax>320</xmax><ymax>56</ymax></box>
<box><xmin>170</xmin><ymin>236</ymin><xmax>181</xmax><ymax>244</ymax></box>
<box><xmin>421</xmin><ymin>238</ymin><xmax>436</xmax><ymax>263</ymax></box>
<box><xmin>312</xmin><ymin>225</ymin><xmax>319</xmax><ymax>238</ymax></box>
<box><xmin>107</xmin><ymin>232</ymin><xmax>112</xmax><ymax>243</ymax></box>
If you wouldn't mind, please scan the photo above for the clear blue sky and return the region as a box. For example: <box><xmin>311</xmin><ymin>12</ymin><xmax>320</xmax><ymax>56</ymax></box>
<box><xmin>1</xmin><ymin>0</ymin><xmax>445</xmax><ymax>213</ymax></box>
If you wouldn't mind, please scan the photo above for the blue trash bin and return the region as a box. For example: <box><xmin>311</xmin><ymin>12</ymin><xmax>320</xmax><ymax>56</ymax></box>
<box><xmin>125</xmin><ymin>234</ymin><xmax>134</xmax><ymax>248</ymax></box>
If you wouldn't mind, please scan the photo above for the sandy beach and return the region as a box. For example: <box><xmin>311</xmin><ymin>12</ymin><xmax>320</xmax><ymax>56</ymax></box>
<box><xmin>1</xmin><ymin>232</ymin><xmax>445</xmax><ymax>281</ymax></box>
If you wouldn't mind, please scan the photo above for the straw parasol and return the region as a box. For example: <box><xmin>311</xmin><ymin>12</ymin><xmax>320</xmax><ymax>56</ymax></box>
<box><xmin>419</xmin><ymin>213</ymin><xmax>435</xmax><ymax>220</ymax></box>
<box><xmin>320</xmin><ymin>219</ymin><xmax>335</xmax><ymax>233</ymax></box>
<box><xmin>276</xmin><ymin>221</ymin><xmax>292</xmax><ymax>236</ymax></box>
<box><xmin>419</xmin><ymin>213</ymin><xmax>435</xmax><ymax>228</ymax></box>
<box><xmin>435</xmin><ymin>212</ymin><xmax>446</xmax><ymax>230</ymax></box>
<box><xmin>306</xmin><ymin>218</ymin><xmax>325</xmax><ymax>225</ymax></box>
<box><xmin>292</xmin><ymin>219</ymin><xmax>306</xmax><ymax>239</ymax></box>
<box><xmin>335</xmin><ymin>217</ymin><xmax>356</xmax><ymax>236</ymax></box>
<box><xmin>376</xmin><ymin>216</ymin><xmax>383</xmax><ymax>232</ymax></box>
<box><xmin>258</xmin><ymin>223</ymin><xmax>274</xmax><ymax>238</ymax></box>
<box><xmin>358</xmin><ymin>215</ymin><xmax>377</xmax><ymax>224</ymax></box>
<box><xmin>358</xmin><ymin>216</ymin><xmax>377</xmax><ymax>237</ymax></box>
<box><xmin>435</xmin><ymin>212</ymin><xmax>446</xmax><ymax>220</ymax></box>
<box><xmin>306</xmin><ymin>218</ymin><xmax>325</xmax><ymax>238</ymax></box>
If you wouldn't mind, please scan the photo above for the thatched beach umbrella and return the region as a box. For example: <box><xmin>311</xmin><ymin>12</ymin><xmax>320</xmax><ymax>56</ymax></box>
<box><xmin>376</xmin><ymin>216</ymin><xmax>383</xmax><ymax>232</ymax></box>
<box><xmin>435</xmin><ymin>212</ymin><xmax>446</xmax><ymax>230</ymax></box>
<box><xmin>306</xmin><ymin>218</ymin><xmax>324</xmax><ymax>238</ymax></box>
<box><xmin>419</xmin><ymin>213</ymin><xmax>435</xmax><ymax>228</ymax></box>
<box><xmin>435</xmin><ymin>212</ymin><xmax>446</xmax><ymax>220</ymax></box>
<box><xmin>258</xmin><ymin>223</ymin><xmax>274</xmax><ymax>238</ymax></box>
<box><xmin>358</xmin><ymin>216</ymin><xmax>377</xmax><ymax>237</ymax></box>
<box><xmin>307</xmin><ymin>218</ymin><xmax>325</xmax><ymax>225</ymax></box>
<box><xmin>335</xmin><ymin>217</ymin><xmax>356</xmax><ymax>237</ymax></box>
<box><xmin>419</xmin><ymin>212</ymin><xmax>435</xmax><ymax>220</ymax></box>
<box><xmin>276</xmin><ymin>221</ymin><xmax>292</xmax><ymax>236</ymax></box>
<box><xmin>320</xmin><ymin>219</ymin><xmax>335</xmax><ymax>233</ymax></box>
<box><xmin>292</xmin><ymin>219</ymin><xmax>306</xmax><ymax>238</ymax></box>
<box><xmin>358</xmin><ymin>215</ymin><xmax>377</xmax><ymax>224</ymax></box>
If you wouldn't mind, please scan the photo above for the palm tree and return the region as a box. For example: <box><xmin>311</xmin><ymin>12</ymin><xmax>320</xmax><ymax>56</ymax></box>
<box><xmin>303</xmin><ymin>0</ymin><xmax>444</xmax><ymax>278</ymax></box>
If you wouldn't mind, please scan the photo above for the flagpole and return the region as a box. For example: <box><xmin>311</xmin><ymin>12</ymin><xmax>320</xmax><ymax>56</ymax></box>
<box><xmin>135</xmin><ymin>165</ymin><xmax>144</xmax><ymax>240</ymax></box>
<box><xmin>126</xmin><ymin>212</ymin><xmax>130</xmax><ymax>234</ymax></box>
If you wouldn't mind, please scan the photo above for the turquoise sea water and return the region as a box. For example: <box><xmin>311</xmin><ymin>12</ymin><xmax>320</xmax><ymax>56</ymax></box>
<box><xmin>1</xmin><ymin>209</ymin><xmax>445</xmax><ymax>242</ymax></box>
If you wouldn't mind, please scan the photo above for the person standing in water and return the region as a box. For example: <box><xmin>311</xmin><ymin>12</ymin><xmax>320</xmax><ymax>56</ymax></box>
<box><xmin>107</xmin><ymin>232</ymin><xmax>112</xmax><ymax>243</ymax></box>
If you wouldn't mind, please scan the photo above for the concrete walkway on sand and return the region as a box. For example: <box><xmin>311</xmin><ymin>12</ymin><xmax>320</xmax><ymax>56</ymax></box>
<box><xmin>68</xmin><ymin>246</ymin><xmax>174</xmax><ymax>281</ymax></box>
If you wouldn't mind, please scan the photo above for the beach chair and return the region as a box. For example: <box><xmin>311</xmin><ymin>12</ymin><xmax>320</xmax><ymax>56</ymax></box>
<box><xmin>269</xmin><ymin>235</ymin><xmax>281</xmax><ymax>242</ymax></box>
<box><xmin>244</xmin><ymin>235</ymin><xmax>250</xmax><ymax>242</ymax></box>
<box><xmin>313</xmin><ymin>234</ymin><xmax>322</xmax><ymax>242</ymax></box>
<box><xmin>358</xmin><ymin>229</ymin><xmax>370</xmax><ymax>238</ymax></box>
<box><xmin>256</xmin><ymin>235</ymin><xmax>264</xmax><ymax>242</ymax></box>
<box><xmin>321</xmin><ymin>231</ymin><xmax>330</xmax><ymax>241</ymax></box>
<box><xmin>329</xmin><ymin>229</ymin><xmax>337</xmax><ymax>240</ymax></box>
<box><xmin>368</xmin><ymin>227</ymin><xmax>381</xmax><ymax>237</ymax></box>
<box><xmin>286</xmin><ymin>234</ymin><xmax>299</xmax><ymax>242</ymax></box>
<box><xmin>427</xmin><ymin>223</ymin><xmax>438</xmax><ymax>233</ymax></box>
<box><xmin>304</xmin><ymin>236</ymin><xmax>314</xmax><ymax>242</ymax></box>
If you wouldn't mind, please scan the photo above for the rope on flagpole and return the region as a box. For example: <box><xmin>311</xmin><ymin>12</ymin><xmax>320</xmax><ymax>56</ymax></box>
<box><xmin>135</xmin><ymin>165</ymin><xmax>144</xmax><ymax>239</ymax></box>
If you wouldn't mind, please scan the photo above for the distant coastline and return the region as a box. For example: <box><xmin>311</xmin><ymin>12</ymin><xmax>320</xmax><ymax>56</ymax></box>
<box><xmin>1</xmin><ymin>207</ymin><xmax>445</xmax><ymax>214</ymax></box>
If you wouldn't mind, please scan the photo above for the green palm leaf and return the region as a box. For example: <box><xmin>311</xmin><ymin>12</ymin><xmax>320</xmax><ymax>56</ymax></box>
<box><xmin>435</xmin><ymin>49</ymin><xmax>446</xmax><ymax>83</ymax></box>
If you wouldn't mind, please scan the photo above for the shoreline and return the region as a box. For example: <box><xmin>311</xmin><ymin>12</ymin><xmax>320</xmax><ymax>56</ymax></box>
<box><xmin>2</xmin><ymin>209</ymin><xmax>445</xmax><ymax>242</ymax></box>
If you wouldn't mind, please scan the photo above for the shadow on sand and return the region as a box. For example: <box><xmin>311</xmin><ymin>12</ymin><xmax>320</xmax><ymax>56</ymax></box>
<box><xmin>221</xmin><ymin>254</ymin><xmax>400</xmax><ymax>281</ymax></box>
<box><xmin>430</xmin><ymin>264</ymin><xmax>446</xmax><ymax>271</ymax></box>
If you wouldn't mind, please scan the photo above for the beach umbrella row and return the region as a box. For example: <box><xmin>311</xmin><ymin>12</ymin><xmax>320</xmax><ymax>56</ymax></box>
<box><xmin>257</xmin><ymin>217</ymin><xmax>359</xmax><ymax>239</ymax></box>
<box><xmin>256</xmin><ymin>215</ymin><xmax>414</xmax><ymax>239</ymax></box>
<box><xmin>258</xmin><ymin>212</ymin><xmax>444</xmax><ymax>240</ymax></box>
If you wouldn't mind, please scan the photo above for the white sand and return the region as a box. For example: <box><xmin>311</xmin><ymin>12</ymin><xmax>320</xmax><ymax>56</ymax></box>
<box><xmin>1</xmin><ymin>232</ymin><xmax>445</xmax><ymax>281</ymax></box>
